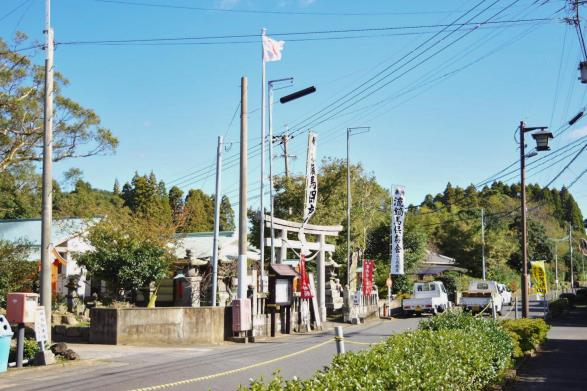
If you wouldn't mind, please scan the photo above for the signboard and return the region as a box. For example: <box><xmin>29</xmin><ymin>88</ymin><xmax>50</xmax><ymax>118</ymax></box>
<box><xmin>302</xmin><ymin>132</ymin><xmax>318</xmax><ymax>225</ymax></box>
<box><xmin>274</xmin><ymin>279</ymin><xmax>290</xmax><ymax>304</ymax></box>
<box><xmin>34</xmin><ymin>306</ymin><xmax>48</xmax><ymax>344</ymax></box>
<box><xmin>362</xmin><ymin>260</ymin><xmax>374</xmax><ymax>295</ymax></box>
<box><xmin>391</xmin><ymin>186</ymin><xmax>406</xmax><ymax>275</ymax></box>
<box><xmin>299</xmin><ymin>255</ymin><xmax>313</xmax><ymax>299</ymax></box>
<box><xmin>531</xmin><ymin>261</ymin><xmax>548</xmax><ymax>295</ymax></box>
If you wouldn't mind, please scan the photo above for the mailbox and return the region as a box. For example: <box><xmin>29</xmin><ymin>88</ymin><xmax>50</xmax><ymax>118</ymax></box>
<box><xmin>268</xmin><ymin>264</ymin><xmax>298</xmax><ymax>306</ymax></box>
<box><xmin>6</xmin><ymin>293</ymin><xmax>39</xmax><ymax>324</ymax></box>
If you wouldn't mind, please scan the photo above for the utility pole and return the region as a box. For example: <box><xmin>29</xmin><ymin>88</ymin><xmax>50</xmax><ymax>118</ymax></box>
<box><xmin>40</xmin><ymin>0</ymin><xmax>54</xmax><ymax>341</ymax></box>
<box><xmin>481</xmin><ymin>208</ymin><xmax>486</xmax><ymax>280</ymax></box>
<box><xmin>278</xmin><ymin>132</ymin><xmax>295</xmax><ymax>178</ymax></box>
<box><xmin>517</xmin><ymin>121</ymin><xmax>552</xmax><ymax>317</ymax></box>
<box><xmin>259</xmin><ymin>28</ymin><xmax>267</xmax><ymax>293</ymax></box>
<box><xmin>570</xmin><ymin>223</ymin><xmax>575</xmax><ymax>291</ymax></box>
<box><xmin>554</xmin><ymin>241</ymin><xmax>559</xmax><ymax>292</ymax></box>
<box><xmin>519</xmin><ymin>121</ymin><xmax>529</xmax><ymax>318</ymax></box>
<box><xmin>346</xmin><ymin>129</ymin><xmax>351</xmax><ymax>287</ymax></box>
<box><xmin>211</xmin><ymin>136</ymin><xmax>223</xmax><ymax>306</ymax></box>
<box><xmin>237</xmin><ymin>76</ymin><xmax>248</xmax><ymax>300</ymax></box>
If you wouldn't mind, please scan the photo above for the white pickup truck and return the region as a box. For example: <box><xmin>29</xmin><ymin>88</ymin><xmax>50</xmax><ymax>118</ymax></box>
<box><xmin>460</xmin><ymin>280</ymin><xmax>503</xmax><ymax>315</ymax></box>
<box><xmin>402</xmin><ymin>281</ymin><xmax>450</xmax><ymax>316</ymax></box>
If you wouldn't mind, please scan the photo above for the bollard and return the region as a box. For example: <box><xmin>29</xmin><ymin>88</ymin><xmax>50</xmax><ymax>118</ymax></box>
<box><xmin>491</xmin><ymin>300</ymin><xmax>497</xmax><ymax>321</ymax></box>
<box><xmin>16</xmin><ymin>323</ymin><xmax>24</xmax><ymax>368</ymax></box>
<box><xmin>514</xmin><ymin>297</ymin><xmax>518</xmax><ymax>319</ymax></box>
<box><xmin>334</xmin><ymin>326</ymin><xmax>345</xmax><ymax>354</ymax></box>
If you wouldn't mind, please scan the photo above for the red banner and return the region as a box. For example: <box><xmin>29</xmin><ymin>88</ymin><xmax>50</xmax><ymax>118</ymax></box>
<box><xmin>362</xmin><ymin>260</ymin><xmax>374</xmax><ymax>295</ymax></box>
<box><xmin>299</xmin><ymin>255</ymin><xmax>313</xmax><ymax>299</ymax></box>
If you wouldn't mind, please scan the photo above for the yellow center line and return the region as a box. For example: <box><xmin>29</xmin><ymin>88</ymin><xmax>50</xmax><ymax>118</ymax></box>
<box><xmin>129</xmin><ymin>338</ymin><xmax>332</xmax><ymax>391</ymax></box>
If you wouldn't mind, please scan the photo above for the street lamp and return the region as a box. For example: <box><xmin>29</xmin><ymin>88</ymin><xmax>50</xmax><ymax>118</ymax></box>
<box><xmin>519</xmin><ymin>121</ymin><xmax>553</xmax><ymax>318</ymax></box>
<box><xmin>346</xmin><ymin>126</ymin><xmax>370</xmax><ymax>288</ymax></box>
<box><xmin>267</xmin><ymin>79</ymin><xmax>316</xmax><ymax>264</ymax></box>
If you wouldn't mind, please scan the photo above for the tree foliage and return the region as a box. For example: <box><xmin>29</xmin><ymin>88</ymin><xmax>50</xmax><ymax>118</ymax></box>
<box><xmin>75</xmin><ymin>210</ymin><xmax>175</xmax><ymax>299</ymax></box>
<box><xmin>0</xmin><ymin>35</ymin><xmax>118</xmax><ymax>172</ymax></box>
<box><xmin>0</xmin><ymin>239</ymin><xmax>37</xmax><ymax>307</ymax></box>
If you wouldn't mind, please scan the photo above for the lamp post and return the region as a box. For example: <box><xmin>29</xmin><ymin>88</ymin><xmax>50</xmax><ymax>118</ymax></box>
<box><xmin>346</xmin><ymin>127</ymin><xmax>370</xmax><ymax>287</ymax></box>
<box><xmin>519</xmin><ymin>121</ymin><xmax>553</xmax><ymax>318</ymax></box>
<box><xmin>267</xmin><ymin>80</ymin><xmax>316</xmax><ymax>264</ymax></box>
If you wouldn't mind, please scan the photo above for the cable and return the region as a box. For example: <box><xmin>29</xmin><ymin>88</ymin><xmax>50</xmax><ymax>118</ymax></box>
<box><xmin>544</xmin><ymin>141</ymin><xmax>587</xmax><ymax>187</ymax></box>
<box><xmin>280</xmin><ymin>0</ymin><xmax>528</xmax><ymax>142</ymax></box>
<box><xmin>53</xmin><ymin>18</ymin><xmax>558</xmax><ymax>47</ymax></box>
<box><xmin>167</xmin><ymin>1</ymin><xmax>552</xmax><ymax>192</ymax></box>
<box><xmin>568</xmin><ymin>168</ymin><xmax>587</xmax><ymax>189</ymax></box>
<box><xmin>90</xmin><ymin>0</ymin><xmax>484</xmax><ymax>17</ymax></box>
<box><xmin>0</xmin><ymin>0</ymin><xmax>29</xmax><ymax>23</ymax></box>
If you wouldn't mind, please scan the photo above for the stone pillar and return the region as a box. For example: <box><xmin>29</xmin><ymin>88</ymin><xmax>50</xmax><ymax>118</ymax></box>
<box><xmin>185</xmin><ymin>276</ymin><xmax>202</xmax><ymax>307</ymax></box>
<box><xmin>317</xmin><ymin>234</ymin><xmax>326</xmax><ymax>321</ymax></box>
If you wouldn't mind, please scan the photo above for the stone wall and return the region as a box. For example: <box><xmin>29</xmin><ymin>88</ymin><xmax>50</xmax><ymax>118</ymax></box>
<box><xmin>90</xmin><ymin>307</ymin><xmax>225</xmax><ymax>345</ymax></box>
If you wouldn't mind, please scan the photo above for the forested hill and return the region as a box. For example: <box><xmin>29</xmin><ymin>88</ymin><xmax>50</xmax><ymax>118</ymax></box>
<box><xmin>408</xmin><ymin>181</ymin><xmax>586</xmax><ymax>286</ymax></box>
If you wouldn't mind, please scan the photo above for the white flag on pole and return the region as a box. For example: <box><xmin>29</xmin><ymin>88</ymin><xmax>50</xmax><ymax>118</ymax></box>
<box><xmin>391</xmin><ymin>186</ymin><xmax>406</xmax><ymax>275</ymax></box>
<box><xmin>262</xmin><ymin>35</ymin><xmax>285</xmax><ymax>62</ymax></box>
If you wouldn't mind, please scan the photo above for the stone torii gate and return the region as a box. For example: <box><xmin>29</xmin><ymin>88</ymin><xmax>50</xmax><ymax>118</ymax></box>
<box><xmin>264</xmin><ymin>215</ymin><xmax>343</xmax><ymax>321</ymax></box>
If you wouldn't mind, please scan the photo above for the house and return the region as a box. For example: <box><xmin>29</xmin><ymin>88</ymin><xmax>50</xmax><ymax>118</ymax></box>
<box><xmin>0</xmin><ymin>217</ymin><xmax>97</xmax><ymax>299</ymax></box>
<box><xmin>414</xmin><ymin>250</ymin><xmax>467</xmax><ymax>278</ymax></box>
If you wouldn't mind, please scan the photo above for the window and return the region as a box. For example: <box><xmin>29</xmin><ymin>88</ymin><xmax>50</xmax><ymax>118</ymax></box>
<box><xmin>477</xmin><ymin>282</ymin><xmax>489</xmax><ymax>290</ymax></box>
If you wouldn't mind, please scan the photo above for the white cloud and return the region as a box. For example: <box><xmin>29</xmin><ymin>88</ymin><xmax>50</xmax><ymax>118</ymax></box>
<box><xmin>567</xmin><ymin>125</ymin><xmax>587</xmax><ymax>140</ymax></box>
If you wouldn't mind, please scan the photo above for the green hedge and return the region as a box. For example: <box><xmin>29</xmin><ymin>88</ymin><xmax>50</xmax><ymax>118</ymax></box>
<box><xmin>244</xmin><ymin>313</ymin><xmax>513</xmax><ymax>391</ymax></box>
<box><xmin>548</xmin><ymin>298</ymin><xmax>570</xmax><ymax>318</ymax></box>
<box><xmin>500</xmin><ymin>318</ymin><xmax>549</xmax><ymax>354</ymax></box>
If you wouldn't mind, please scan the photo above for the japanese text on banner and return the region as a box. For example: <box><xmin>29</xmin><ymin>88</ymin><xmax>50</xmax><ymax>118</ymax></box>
<box><xmin>391</xmin><ymin>186</ymin><xmax>406</xmax><ymax>275</ymax></box>
<box><xmin>531</xmin><ymin>261</ymin><xmax>548</xmax><ymax>295</ymax></box>
<box><xmin>303</xmin><ymin>132</ymin><xmax>318</xmax><ymax>225</ymax></box>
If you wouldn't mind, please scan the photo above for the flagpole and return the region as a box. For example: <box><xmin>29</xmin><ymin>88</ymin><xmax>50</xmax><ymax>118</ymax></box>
<box><xmin>260</xmin><ymin>28</ymin><xmax>267</xmax><ymax>291</ymax></box>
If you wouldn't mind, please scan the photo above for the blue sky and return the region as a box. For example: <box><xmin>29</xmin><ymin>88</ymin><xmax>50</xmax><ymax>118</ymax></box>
<box><xmin>1</xmin><ymin>0</ymin><xmax>587</xmax><ymax>218</ymax></box>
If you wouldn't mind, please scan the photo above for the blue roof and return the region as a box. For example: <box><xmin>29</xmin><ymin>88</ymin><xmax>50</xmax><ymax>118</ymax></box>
<box><xmin>0</xmin><ymin>217</ymin><xmax>98</xmax><ymax>246</ymax></box>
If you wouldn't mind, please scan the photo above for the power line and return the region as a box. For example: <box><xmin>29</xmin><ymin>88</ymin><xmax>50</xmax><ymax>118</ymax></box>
<box><xmin>0</xmin><ymin>0</ymin><xmax>29</xmax><ymax>22</ymax></box>
<box><xmin>277</xmin><ymin>0</ymin><xmax>528</xmax><ymax>142</ymax></box>
<box><xmin>568</xmin><ymin>168</ymin><xmax>587</xmax><ymax>189</ymax></box>
<box><xmin>167</xmin><ymin>1</ymin><xmax>550</xmax><ymax>191</ymax></box>
<box><xmin>89</xmin><ymin>0</ymin><xmax>482</xmax><ymax>17</ymax></box>
<box><xmin>53</xmin><ymin>18</ymin><xmax>557</xmax><ymax>47</ymax></box>
<box><xmin>544</xmin><ymin>141</ymin><xmax>587</xmax><ymax>187</ymax></box>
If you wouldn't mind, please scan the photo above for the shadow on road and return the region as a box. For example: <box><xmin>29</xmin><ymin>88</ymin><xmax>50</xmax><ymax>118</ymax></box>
<box><xmin>507</xmin><ymin>307</ymin><xmax>587</xmax><ymax>391</ymax></box>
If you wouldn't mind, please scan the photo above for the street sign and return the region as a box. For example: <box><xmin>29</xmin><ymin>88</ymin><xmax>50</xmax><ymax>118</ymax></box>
<box><xmin>34</xmin><ymin>306</ymin><xmax>48</xmax><ymax>346</ymax></box>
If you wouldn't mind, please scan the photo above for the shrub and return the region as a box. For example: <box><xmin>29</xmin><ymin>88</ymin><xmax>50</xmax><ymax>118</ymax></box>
<box><xmin>500</xmin><ymin>318</ymin><xmax>549</xmax><ymax>353</ymax></box>
<box><xmin>548</xmin><ymin>298</ymin><xmax>570</xmax><ymax>317</ymax></box>
<box><xmin>559</xmin><ymin>293</ymin><xmax>577</xmax><ymax>307</ymax></box>
<box><xmin>244</xmin><ymin>312</ymin><xmax>513</xmax><ymax>391</ymax></box>
<box><xmin>419</xmin><ymin>311</ymin><xmax>513</xmax><ymax>370</ymax></box>
<box><xmin>9</xmin><ymin>338</ymin><xmax>40</xmax><ymax>362</ymax></box>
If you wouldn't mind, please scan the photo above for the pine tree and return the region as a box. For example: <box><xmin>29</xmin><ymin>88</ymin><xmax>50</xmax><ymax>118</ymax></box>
<box><xmin>219</xmin><ymin>195</ymin><xmax>235</xmax><ymax>231</ymax></box>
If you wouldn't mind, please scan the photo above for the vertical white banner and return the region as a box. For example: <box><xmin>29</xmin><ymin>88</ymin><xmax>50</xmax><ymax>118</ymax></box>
<box><xmin>391</xmin><ymin>186</ymin><xmax>406</xmax><ymax>275</ymax></box>
<box><xmin>302</xmin><ymin>132</ymin><xmax>318</xmax><ymax>225</ymax></box>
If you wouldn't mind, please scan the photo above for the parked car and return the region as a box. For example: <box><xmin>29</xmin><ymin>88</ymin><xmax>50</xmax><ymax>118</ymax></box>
<box><xmin>497</xmin><ymin>283</ymin><xmax>512</xmax><ymax>306</ymax></box>
<box><xmin>402</xmin><ymin>281</ymin><xmax>451</xmax><ymax>316</ymax></box>
<box><xmin>460</xmin><ymin>280</ymin><xmax>503</xmax><ymax>316</ymax></box>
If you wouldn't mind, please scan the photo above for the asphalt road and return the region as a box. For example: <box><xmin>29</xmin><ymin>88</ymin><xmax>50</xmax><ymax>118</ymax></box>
<box><xmin>0</xmin><ymin>317</ymin><xmax>420</xmax><ymax>391</ymax></box>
